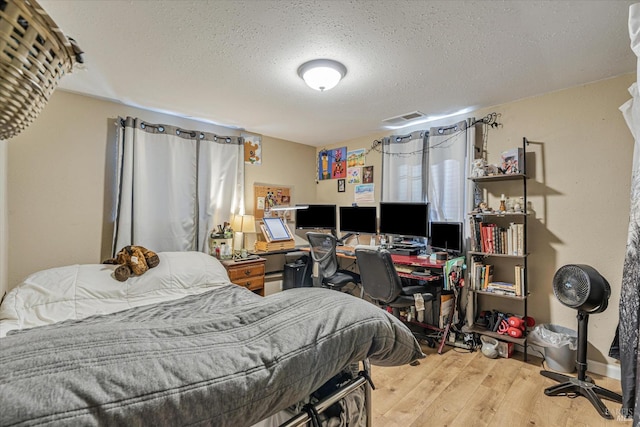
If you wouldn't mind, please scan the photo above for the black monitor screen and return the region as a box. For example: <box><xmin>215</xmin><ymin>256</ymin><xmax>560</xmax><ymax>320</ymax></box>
<box><xmin>430</xmin><ymin>222</ymin><xmax>463</xmax><ymax>253</ymax></box>
<box><xmin>339</xmin><ymin>206</ymin><xmax>377</xmax><ymax>234</ymax></box>
<box><xmin>379</xmin><ymin>202</ymin><xmax>429</xmax><ymax>238</ymax></box>
<box><xmin>295</xmin><ymin>204</ymin><xmax>337</xmax><ymax>230</ymax></box>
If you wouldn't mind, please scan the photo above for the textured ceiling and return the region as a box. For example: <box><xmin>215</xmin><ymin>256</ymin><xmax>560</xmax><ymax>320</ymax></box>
<box><xmin>41</xmin><ymin>0</ymin><xmax>637</xmax><ymax>146</ymax></box>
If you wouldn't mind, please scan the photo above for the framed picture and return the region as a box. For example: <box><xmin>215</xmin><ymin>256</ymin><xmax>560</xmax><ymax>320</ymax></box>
<box><xmin>362</xmin><ymin>166</ymin><xmax>374</xmax><ymax>183</ymax></box>
<box><xmin>243</xmin><ymin>134</ymin><xmax>262</xmax><ymax>165</ymax></box>
<box><xmin>338</xmin><ymin>179</ymin><xmax>346</xmax><ymax>192</ymax></box>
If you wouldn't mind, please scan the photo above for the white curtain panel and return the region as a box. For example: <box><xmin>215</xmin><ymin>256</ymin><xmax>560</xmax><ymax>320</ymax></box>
<box><xmin>381</xmin><ymin>131</ymin><xmax>428</xmax><ymax>202</ymax></box>
<box><xmin>427</xmin><ymin>120</ymin><xmax>469</xmax><ymax>223</ymax></box>
<box><xmin>0</xmin><ymin>139</ymin><xmax>7</xmax><ymax>296</ymax></box>
<box><xmin>614</xmin><ymin>3</ymin><xmax>640</xmax><ymax>420</ymax></box>
<box><xmin>198</xmin><ymin>139</ymin><xmax>244</xmax><ymax>252</ymax></box>
<box><xmin>113</xmin><ymin>118</ymin><xmax>243</xmax><ymax>254</ymax></box>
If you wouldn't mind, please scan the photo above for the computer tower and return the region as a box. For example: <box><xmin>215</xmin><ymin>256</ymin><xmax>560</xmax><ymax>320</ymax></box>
<box><xmin>283</xmin><ymin>256</ymin><xmax>311</xmax><ymax>290</ymax></box>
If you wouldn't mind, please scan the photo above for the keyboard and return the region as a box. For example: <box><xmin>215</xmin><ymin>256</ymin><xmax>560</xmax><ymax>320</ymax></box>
<box><xmin>395</xmin><ymin>265</ymin><xmax>414</xmax><ymax>274</ymax></box>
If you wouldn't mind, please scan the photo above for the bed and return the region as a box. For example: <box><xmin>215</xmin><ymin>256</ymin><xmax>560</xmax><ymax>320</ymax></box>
<box><xmin>0</xmin><ymin>251</ymin><xmax>424</xmax><ymax>426</ymax></box>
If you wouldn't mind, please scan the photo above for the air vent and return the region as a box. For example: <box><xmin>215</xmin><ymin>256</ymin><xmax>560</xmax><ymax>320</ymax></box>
<box><xmin>381</xmin><ymin>111</ymin><xmax>426</xmax><ymax>126</ymax></box>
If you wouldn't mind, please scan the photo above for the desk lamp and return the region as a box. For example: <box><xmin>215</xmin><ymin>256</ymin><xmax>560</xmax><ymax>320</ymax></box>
<box><xmin>232</xmin><ymin>214</ymin><xmax>256</xmax><ymax>258</ymax></box>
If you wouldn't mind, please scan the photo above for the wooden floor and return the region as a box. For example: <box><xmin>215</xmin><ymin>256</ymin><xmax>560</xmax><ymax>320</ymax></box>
<box><xmin>370</xmin><ymin>343</ymin><xmax>631</xmax><ymax>427</ymax></box>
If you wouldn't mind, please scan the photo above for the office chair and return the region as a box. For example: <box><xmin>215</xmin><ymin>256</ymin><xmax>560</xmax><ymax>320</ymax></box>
<box><xmin>306</xmin><ymin>232</ymin><xmax>360</xmax><ymax>292</ymax></box>
<box><xmin>355</xmin><ymin>246</ymin><xmax>435</xmax><ymax>315</ymax></box>
<box><xmin>355</xmin><ymin>245</ymin><xmax>442</xmax><ymax>354</ymax></box>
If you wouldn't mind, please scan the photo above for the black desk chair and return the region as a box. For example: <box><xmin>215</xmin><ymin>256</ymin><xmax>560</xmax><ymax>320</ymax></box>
<box><xmin>355</xmin><ymin>246</ymin><xmax>441</xmax><ymax>352</ymax></box>
<box><xmin>306</xmin><ymin>232</ymin><xmax>360</xmax><ymax>292</ymax></box>
<box><xmin>354</xmin><ymin>246</ymin><xmax>435</xmax><ymax>315</ymax></box>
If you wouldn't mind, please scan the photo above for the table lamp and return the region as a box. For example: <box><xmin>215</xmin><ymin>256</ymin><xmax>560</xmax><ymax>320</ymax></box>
<box><xmin>232</xmin><ymin>214</ymin><xmax>256</xmax><ymax>258</ymax></box>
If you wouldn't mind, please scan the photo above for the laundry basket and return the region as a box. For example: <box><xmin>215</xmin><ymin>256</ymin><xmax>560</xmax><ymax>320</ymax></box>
<box><xmin>0</xmin><ymin>0</ymin><xmax>83</xmax><ymax>140</ymax></box>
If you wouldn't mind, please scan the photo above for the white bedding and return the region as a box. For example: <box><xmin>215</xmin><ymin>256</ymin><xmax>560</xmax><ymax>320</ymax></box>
<box><xmin>0</xmin><ymin>251</ymin><xmax>230</xmax><ymax>337</ymax></box>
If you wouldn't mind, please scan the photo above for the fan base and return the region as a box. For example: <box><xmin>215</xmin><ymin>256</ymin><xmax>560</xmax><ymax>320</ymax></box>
<box><xmin>541</xmin><ymin>370</ymin><xmax>622</xmax><ymax>419</ymax></box>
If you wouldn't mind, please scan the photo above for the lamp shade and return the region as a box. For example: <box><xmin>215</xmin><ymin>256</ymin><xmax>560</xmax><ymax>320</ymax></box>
<box><xmin>240</xmin><ymin>215</ymin><xmax>256</xmax><ymax>233</ymax></box>
<box><xmin>232</xmin><ymin>214</ymin><xmax>256</xmax><ymax>233</ymax></box>
<box><xmin>297</xmin><ymin>59</ymin><xmax>347</xmax><ymax>91</ymax></box>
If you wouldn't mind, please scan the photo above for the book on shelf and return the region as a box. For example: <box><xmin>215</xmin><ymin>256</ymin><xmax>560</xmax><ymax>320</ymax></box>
<box><xmin>483</xmin><ymin>264</ymin><xmax>494</xmax><ymax>290</ymax></box>
<box><xmin>469</xmin><ymin>216</ymin><xmax>524</xmax><ymax>255</ymax></box>
<box><xmin>471</xmin><ymin>260</ymin><xmax>484</xmax><ymax>290</ymax></box>
<box><xmin>486</xmin><ymin>281</ymin><xmax>517</xmax><ymax>296</ymax></box>
<box><xmin>514</xmin><ymin>264</ymin><xmax>525</xmax><ymax>296</ymax></box>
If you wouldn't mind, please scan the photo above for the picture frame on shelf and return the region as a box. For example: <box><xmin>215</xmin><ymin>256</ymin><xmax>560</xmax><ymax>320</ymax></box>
<box><xmin>500</xmin><ymin>147</ymin><xmax>524</xmax><ymax>174</ymax></box>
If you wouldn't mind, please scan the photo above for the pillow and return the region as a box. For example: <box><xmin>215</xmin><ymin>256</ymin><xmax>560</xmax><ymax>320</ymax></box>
<box><xmin>0</xmin><ymin>251</ymin><xmax>230</xmax><ymax>337</ymax></box>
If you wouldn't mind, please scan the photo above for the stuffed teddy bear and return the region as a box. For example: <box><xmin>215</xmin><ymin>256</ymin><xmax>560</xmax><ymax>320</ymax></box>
<box><xmin>103</xmin><ymin>245</ymin><xmax>160</xmax><ymax>282</ymax></box>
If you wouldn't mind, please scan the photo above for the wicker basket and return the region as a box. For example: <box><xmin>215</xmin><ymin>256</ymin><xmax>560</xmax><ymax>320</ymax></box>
<box><xmin>0</xmin><ymin>0</ymin><xmax>83</xmax><ymax>140</ymax></box>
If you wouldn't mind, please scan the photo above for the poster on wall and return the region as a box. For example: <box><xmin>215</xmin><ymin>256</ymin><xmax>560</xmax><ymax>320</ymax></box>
<box><xmin>243</xmin><ymin>134</ymin><xmax>262</xmax><ymax>165</ymax></box>
<box><xmin>318</xmin><ymin>147</ymin><xmax>347</xmax><ymax>180</ymax></box>
<box><xmin>347</xmin><ymin>167</ymin><xmax>361</xmax><ymax>184</ymax></box>
<box><xmin>254</xmin><ymin>184</ymin><xmax>291</xmax><ymax>219</ymax></box>
<box><xmin>347</xmin><ymin>149</ymin><xmax>365</xmax><ymax>167</ymax></box>
<box><xmin>354</xmin><ymin>184</ymin><xmax>374</xmax><ymax>203</ymax></box>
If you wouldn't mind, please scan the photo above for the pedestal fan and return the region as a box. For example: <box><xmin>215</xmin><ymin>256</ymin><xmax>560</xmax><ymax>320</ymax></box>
<box><xmin>540</xmin><ymin>264</ymin><xmax>622</xmax><ymax>419</ymax></box>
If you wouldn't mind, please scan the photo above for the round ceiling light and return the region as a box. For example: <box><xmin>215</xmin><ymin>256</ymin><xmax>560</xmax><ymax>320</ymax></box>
<box><xmin>297</xmin><ymin>59</ymin><xmax>347</xmax><ymax>92</ymax></box>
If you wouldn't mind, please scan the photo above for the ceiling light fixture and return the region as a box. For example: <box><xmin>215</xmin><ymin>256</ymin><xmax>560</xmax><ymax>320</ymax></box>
<box><xmin>297</xmin><ymin>59</ymin><xmax>347</xmax><ymax>92</ymax></box>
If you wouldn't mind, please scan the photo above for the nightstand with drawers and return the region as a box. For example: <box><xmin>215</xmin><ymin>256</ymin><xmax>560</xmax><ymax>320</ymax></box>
<box><xmin>222</xmin><ymin>257</ymin><xmax>266</xmax><ymax>296</ymax></box>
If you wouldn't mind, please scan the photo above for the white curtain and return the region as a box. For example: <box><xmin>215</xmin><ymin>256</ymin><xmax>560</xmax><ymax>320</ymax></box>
<box><xmin>381</xmin><ymin>131</ymin><xmax>428</xmax><ymax>202</ymax></box>
<box><xmin>113</xmin><ymin>117</ymin><xmax>244</xmax><ymax>254</ymax></box>
<box><xmin>427</xmin><ymin>120</ymin><xmax>471</xmax><ymax>223</ymax></box>
<box><xmin>613</xmin><ymin>3</ymin><xmax>640</xmax><ymax>421</ymax></box>
<box><xmin>0</xmin><ymin>139</ymin><xmax>7</xmax><ymax>297</ymax></box>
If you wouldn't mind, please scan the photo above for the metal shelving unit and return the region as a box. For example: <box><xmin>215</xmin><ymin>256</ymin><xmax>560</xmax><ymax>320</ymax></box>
<box><xmin>467</xmin><ymin>137</ymin><xmax>530</xmax><ymax>360</ymax></box>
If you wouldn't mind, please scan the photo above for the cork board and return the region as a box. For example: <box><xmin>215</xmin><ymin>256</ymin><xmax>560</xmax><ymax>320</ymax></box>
<box><xmin>254</xmin><ymin>184</ymin><xmax>292</xmax><ymax>220</ymax></box>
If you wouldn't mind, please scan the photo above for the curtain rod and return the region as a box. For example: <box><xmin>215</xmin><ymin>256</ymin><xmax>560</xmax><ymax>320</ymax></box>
<box><xmin>118</xmin><ymin>117</ymin><xmax>242</xmax><ymax>144</ymax></box>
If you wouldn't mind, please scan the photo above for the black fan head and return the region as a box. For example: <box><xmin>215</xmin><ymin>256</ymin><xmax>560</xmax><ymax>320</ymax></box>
<box><xmin>552</xmin><ymin>264</ymin><xmax>611</xmax><ymax>313</ymax></box>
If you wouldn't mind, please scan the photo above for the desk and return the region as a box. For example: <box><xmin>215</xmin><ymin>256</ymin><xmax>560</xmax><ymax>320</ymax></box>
<box><xmin>390</xmin><ymin>254</ymin><xmax>445</xmax><ymax>282</ymax></box>
<box><xmin>252</xmin><ymin>246</ymin><xmax>309</xmax><ymax>274</ymax></box>
<box><xmin>335</xmin><ymin>247</ymin><xmax>456</xmax><ymax>354</ymax></box>
<box><xmin>334</xmin><ymin>247</ymin><xmax>445</xmax><ymax>282</ymax></box>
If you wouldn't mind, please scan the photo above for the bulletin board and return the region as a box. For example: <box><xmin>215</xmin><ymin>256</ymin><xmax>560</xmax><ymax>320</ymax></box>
<box><xmin>254</xmin><ymin>184</ymin><xmax>292</xmax><ymax>220</ymax></box>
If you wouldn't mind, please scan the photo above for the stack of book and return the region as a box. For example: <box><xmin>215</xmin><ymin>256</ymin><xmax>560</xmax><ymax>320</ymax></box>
<box><xmin>469</xmin><ymin>217</ymin><xmax>524</xmax><ymax>256</ymax></box>
<box><xmin>469</xmin><ymin>260</ymin><xmax>525</xmax><ymax>297</ymax></box>
<box><xmin>486</xmin><ymin>281</ymin><xmax>520</xmax><ymax>296</ymax></box>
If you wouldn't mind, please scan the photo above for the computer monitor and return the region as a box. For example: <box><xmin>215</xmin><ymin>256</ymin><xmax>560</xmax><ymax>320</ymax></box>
<box><xmin>295</xmin><ymin>204</ymin><xmax>337</xmax><ymax>230</ymax></box>
<box><xmin>430</xmin><ymin>221</ymin><xmax>463</xmax><ymax>253</ymax></box>
<box><xmin>339</xmin><ymin>206</ymin><xmax>377</xmax><ymax>234</ymax></box>
<box><xmin>378</xmin><ymin>202</ymin><xmax>429</xmax><ymax>238</ymax></box>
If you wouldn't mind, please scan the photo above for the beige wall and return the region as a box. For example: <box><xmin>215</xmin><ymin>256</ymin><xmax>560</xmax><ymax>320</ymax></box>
<box><xmin>243</xmin><ymin>134</ymin><xmax>317</xmax><ymax>246</ymax></box>
<box><xmin>6</xmin><ymin>90</ymin><xmax>315</xmax><ymax>290</ymax></box>
<box><xmin>316</xmin><ymin>74</ymin><xmax>636</xmax><ymax>374</ymax></box>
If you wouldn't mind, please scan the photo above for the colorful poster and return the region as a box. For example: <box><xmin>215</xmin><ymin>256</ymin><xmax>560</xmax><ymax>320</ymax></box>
<box><xmin>347</xmin><ymin>149</ymin><xmax>365</xmax><ymax>167</ymax></box>
<box><xmin>243</xmin><ymin>134</ymin><xmax>262</xmax><ymax>165</ymax></box>
<box><xmin>318</xmin><ymin>147</ymin><xmax>347</xmax><ymax>180</ymax></box>
<box><xmin>354</xmin><ymin>184</ymin><xmax>374</xmax><ymax>203</ymax></box>
<box><xmin>347</xmin><ymin>167</ymin><xmax>361</xmax><ymax>184</ymax></box>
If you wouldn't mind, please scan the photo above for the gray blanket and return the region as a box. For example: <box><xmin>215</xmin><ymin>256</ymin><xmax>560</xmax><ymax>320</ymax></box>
<box><xmin>0</xmin><ymin>285</ymin><xmax>424</xmax><ymax>427</ymax></box>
